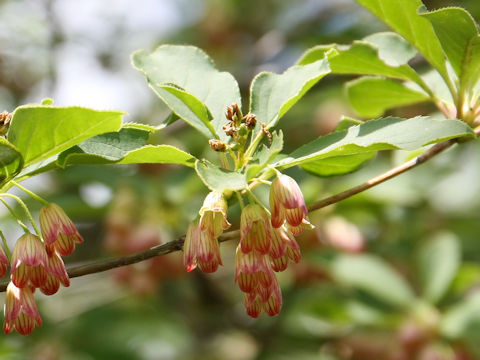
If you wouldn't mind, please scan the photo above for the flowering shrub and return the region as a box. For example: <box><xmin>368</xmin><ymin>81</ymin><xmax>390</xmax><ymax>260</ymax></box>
<box><xmin>0</xmin><ymin>3</ymin><xmax>479</xmax><ymax>354</ymax></box>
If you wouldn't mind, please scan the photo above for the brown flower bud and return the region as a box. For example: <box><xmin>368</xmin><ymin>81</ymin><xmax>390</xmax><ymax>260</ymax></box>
<box><xmin>209</xmin><ymin>139</ymin><xmax>227</xmax><ymax>152</ymax></box>
<box><xmin>245</xmin><ymin>114</ymin><xmax>257</xmax><ymax>130</ymax></box>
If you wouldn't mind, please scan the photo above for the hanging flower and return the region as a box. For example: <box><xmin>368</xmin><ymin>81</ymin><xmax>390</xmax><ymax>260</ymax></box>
<box><xmin>269</xmin><ymin>174</ymin><xmax>312</xmax><ymax>233</ymax></box>
<box><xmin>183</xmin><ymin>221</ymin><xmax>222</xmax><ymax>273</ymax></box>
<box><xmin>240</xmin><ymin>204</ymin><xmax>273</xmax><ymax>254</ymax></box>
<box><xmin>39</xmin><ymin>203</ymin><xmax>84</xmax><ymax>256</ymax></box>
<box><xmin>0</xmin><ymin>245</ymin><xmax>9</xmax><ymax>278</ymax></box>
<box><xmin>269</xmin><ymin>226</ymin><xmax>301</xmax><ymax>272</ymax></box>
<box><xmin>199</xmin><ymin>191</ymin><xmax>230</xmax><ymax>239</ymax></box>
<box><xmin>40</xmin><ymin>252</ymin><xmax>70</xmax><ymax>295</ymax></box>
<box><xmin>3</xmin><ymin>282</ymin><xmax>42</xmax><ymax>335</ymax></box>
<box><xmin>10</xmin><ymin>234</ymin><xmax>48</xmax><ymax>288</ymax></box>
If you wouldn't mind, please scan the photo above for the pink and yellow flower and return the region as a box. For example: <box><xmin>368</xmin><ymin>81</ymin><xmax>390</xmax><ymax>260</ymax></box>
<box><xmin>39</xmin><ymin>203</ymin><xmax>83</xmax><ymax>256</ymax></box>
<box><xmin>269</xmin><ymin>226</ymin><xmax>301</xmax><ymax>272</ymax></box>
<box><xmin>40</xmin><ymin>252</ymin><xmax>70</xmax><ymax>295</ymax></box>
<box><xmin>240</xmin><ymin>204</ymin><xmax>273</xmax><ymax>254</ymax></box>
<box><xmin>3</xmin><ymin>282</ymin><xmax>42</xmax><ymax>335</ymax></box>
<box><xmin>183</xmin><ymin>222</ymin><xmax>222</xmax><ymax>273</ymax></box>
<box><xmin>10</xmin><ymin>234</ymin><xmax>48</xmax><ymax>288</ymax></box>
<box><xmin>269</xmin><ymin>174</ymin><xmax>312</xmax><ymax>233</ymax></box>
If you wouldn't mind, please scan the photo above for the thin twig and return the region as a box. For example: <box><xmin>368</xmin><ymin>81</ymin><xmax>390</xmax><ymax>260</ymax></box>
<box><xmin>0</xmin><ymin>132</ymin><xmax>477</xmax><ymax>292</ymax></box>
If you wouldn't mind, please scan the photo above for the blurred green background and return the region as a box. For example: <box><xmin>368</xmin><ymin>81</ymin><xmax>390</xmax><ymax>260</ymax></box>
<box><xmin>1</xmin><ymin>0</ymin><xmax>480</xmax><ymax>359</ymax></box>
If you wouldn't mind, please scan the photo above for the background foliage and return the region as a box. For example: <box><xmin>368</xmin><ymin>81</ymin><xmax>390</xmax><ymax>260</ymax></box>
<box><xmin>1</xmin><ymin>0</ymin><xmax>480</xmax><ymax>359</ymax></box>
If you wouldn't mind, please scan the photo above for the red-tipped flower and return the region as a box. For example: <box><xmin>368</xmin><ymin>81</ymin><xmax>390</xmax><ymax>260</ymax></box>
<box><xmin>0</xmin><ymin>245</ymin><xmax>8</xmax><ymax>277</ymax></box>
<box><xmin>40</xmin><ymin>203</ymin><xmax>83</xmax><ymax>256</ymax></box>
<box><xmin>3</xmin><ymin>282</ymin><xmax>42</xmax><ymax>335</ymax></box>
<box><xmin>40</xmin><ymin>252</ymin><xmax>70</xmax><ymax>295</ymax></box>
<box><xmin>270</xmin><ymin>174</ymin><xmax>312</xmax><ymax>233</ymax></box>
<box><xmin>270</xmin><ymin>226</ymin><xmax>301</xmax><ymax>272</ymax></box>
<box><xmin>10</xmin><ymin>234</ymin><xmax>48</xmax><ymax>288</ymax></box>
<box><xmin>183</xmin><ymin>221</ymin><xmax>222</xmax><ymax>273</ymax></box>
<box><xmin>240</xmin><ymin>204</ymin><xmax>273</xmax><ymax>254</ymax></box>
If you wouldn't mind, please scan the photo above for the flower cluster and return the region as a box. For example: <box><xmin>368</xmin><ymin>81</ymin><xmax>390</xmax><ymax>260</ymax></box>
<box><xmin>183</xmin><ymin>173</ymin><xmax>311</xmax><ymax>318</ymax></box>
<box><xmin>3</xmin><ymin>204</ymin><xmax>82</xmax><ymax>335</ymax></box>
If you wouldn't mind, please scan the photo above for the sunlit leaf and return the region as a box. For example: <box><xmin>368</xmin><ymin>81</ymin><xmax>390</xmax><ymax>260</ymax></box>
<box><xmin>249</xmin><ymin>59</ymin><xmax>330</xmax><ymax>130</ymax></box>
<box><xmin>346</xmin><ymin>77</ymin><xmax>430</xmax><ymax>117</ymax></box>
<box><xmin>8</xmin><ymin>105</ymin><xmax>123</xmax><ymax>167</ymax></box>
<box><xmin>420</xmin><ymin>7</ymin><xmax>480</xmax><ymax>93</ymax></box>
<box><xmin>195</xmin><ymin>160</ymin><xmax>247</xmax><ymax>192</ymax></box>
<box><xmin>0</xmin><ymin>138</ymin><xmax>23</xmax><ymax>182</ymax></box>
<box><xmin>355</xmin><ymin>0</ymin><xmax>449</xmax><ymax>82</ymax></box>
<box><xmin>275</xmin><ymin>117</ymin><xmax>474</xmax><ymax>170</ymax></box>
<box><xmin>132</xmin><ymin>45</ymin><xmax>241</xmax><ymax>141</ymax></box>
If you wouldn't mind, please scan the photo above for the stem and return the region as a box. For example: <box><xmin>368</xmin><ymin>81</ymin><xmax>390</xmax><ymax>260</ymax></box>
<box><xmin>0</xmin><ymin>194</ymin><xmax>42</xmax><ymax>236</ymax></box>
<box><xmin>243</xmin><ymin>130</ymin><xmax>264</xmax><ymax>165</ymax></box>
<box><xmin>235</xmin><ymin>191</ymin><xmax>245</xmax><ymax>209</ymax></box>
<box><xmin>0</xmin><ymin>230</ymin><xmax>11</xmax><ymax>260</ymax></box>
<box><xmin>219</xmin><ymin>153</ymin><xmax>231</xmax><ymax>170</ymax></box>
<box><xmin>11</xmin><ymin>181</ymin><xmax>49</xmax><ymax>206</ymax></box>
<box><xmin>0</xmin><ymin>198</ymin><xmax>30</xmax><ymax>233</ymax></box>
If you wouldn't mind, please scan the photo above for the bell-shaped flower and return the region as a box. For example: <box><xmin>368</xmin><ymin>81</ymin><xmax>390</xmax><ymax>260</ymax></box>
<box><xmin>10</xmin><ymin>234</ymin><xmax>48</xmax><ymax>288</ymax></box>
<box><xmin>270</xmin><ymin>174</ymin><xmax>312</xmax><ymax>233</ymax></box>
<box><xmin>39</xmin><ymin>203</ymin><xmax>84</xmax><ymax>256</ymax></box>
<box><xmin>199</xmin><ymin>192</ymin><xmax>230</xmax><ymax>239</ymax></box>
<box><xmin>0</xmin><ymin>245</ymin><xmax>8</xmax><ymax>277</ymax></box>
<box><xmin>269</xmin><ymin>226</ymin><xmax>301</xmax><ymax>272</ymax></box>
<box><xmin>3</xmin><ymin>282</ymin><xmax>42</xmax><ymax>335</ymax></box>
<box><xmin>183</xmin><ymin>221</ymin><xmax>222</xmax><ymax>273</ymax></box>
<box><xmin>40</xmin><ymin>252</ymin><xmax>70</xmax><ymax>295</ymax></box>
<box><xmin>240</xmin><ymin>204</ymin><xmax>273</xmax><ymax>254</ymax></box>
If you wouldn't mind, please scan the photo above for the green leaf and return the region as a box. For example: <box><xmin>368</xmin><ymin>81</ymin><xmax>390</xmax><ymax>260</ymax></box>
<box><xmin>363</xmin><ymin>32</ymin><xmax>418</xmax><ymax>66</ymax></box>
<box><xmin>346</xmin><ymin>77</ymin><xmax>430</xmax><ymax>117</ymax></box>
<box><xmin>148</xmin><ymin>84</ymin><xmax>215</xmax><ymax>138</ymax></box>
<box><xmin>275</xmin><ymin>116</ymin><xmax>474</xmax><ymax>170</ymax></box>
<box><xmin>195</xmin><ymin>160</ymin><xmax>247</xmax><ymax>192</ymax></box>
<box><xmin>249</xmin><ymin>59</ymin><xmax>330</xmax><ymax>130</ymax></box>
<box><xmin>117</xmin><ymin>145</ymin><xmax>196</xmax><ymax>167</ymax></box>
<box><xmin>420</xmin><ymin>7</ymin><xmax>480</xmax><ymax>93</ymax></box>
<box><xmin>335</xmin><ymin>116</ymin><xmax>364</xmax><ymax>131</ymax></box>
<box><xmin>298</xmin><ymin>39</ymin><xmax>427</xmax><ymax>91</ymax></box>
<box><xmin>57</xmin><ymin>127</ymin><xmax>151</xmax><ymax>167</ymax></box>
<box><xmin>0</xmin><ymin>138</ymin><xmax>23</xmax><ymax>181</ymax></box>
<box><xmin>122</xmin><ymin>122</ymin><xmax>161</xmax><ymax>132</ymax></box>
<box><xmin>246</xmin><ymin>131</ymin><xmax>283</xmax><ymax>180</ymax></box>
<box><xmin>57</xmin><ymin>127</ymin><xmax>195</xmax><ymax>168</ymax></box>
<box><xmin>329</xmin><ymin>254</ymin><xmax>415</xmax><ymax>308</ymax></box>
<box><xmin>8</xmin><ymin>105</ymin><xmax>123</xmax><ymax>167</ymax></box>
<box><xmin>417</xmin><ymin>232</ymin><xmax>460</xmax><ymax>304</ymax></box>
<box><xmin>301</xmin><ymin>152</ymin><xmax>376</xmax><ymax>177</ymax></box>
<box><xmin>132</xmin><ymin>45</ymin><xmax>241</xmax><ymax>141</ymax></box>
<box><xmin>355</xmin><ymin>0</ymin><xmax>449</xmax><ymax>83</ymax></box>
